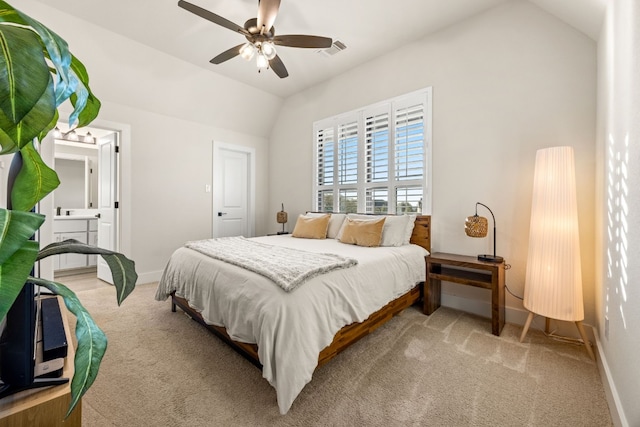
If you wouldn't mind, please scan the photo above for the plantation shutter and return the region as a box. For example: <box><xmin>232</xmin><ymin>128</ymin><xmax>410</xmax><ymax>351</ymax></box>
<box><xmin>365</xmin><ymin>111</ymin><xmax>389</xmax><ymax>183</ymax></box>
<box><xmin>312</xmin><ymin>87</ymin><xmax>431</xmax><ymax>214</ymax></box>
<box><xmin>394</xmin><ymin>103</ymin><xmax>424</xmax><ymax>181</ymax></box>
<box><xmin>316</xmin><ymin>126</ymin><xmax>335</xmax><ymax>187</ymax></box>
<box><xmin>338</xmin><ymin>121</ymin><xmax>358</xmax><ymax>184</ymax></box>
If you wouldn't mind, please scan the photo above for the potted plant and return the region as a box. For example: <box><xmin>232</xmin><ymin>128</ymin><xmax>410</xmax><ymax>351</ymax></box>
<box><xmin>0</xmin><ymin>0</ymin><xmax>137</xmax><ymax>418</ymax></box>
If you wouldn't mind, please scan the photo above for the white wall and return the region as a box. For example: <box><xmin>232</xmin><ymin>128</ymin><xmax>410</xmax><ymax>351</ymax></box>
<box><xmin>596</xmin><ymin>0</ymin><xmax>640</xmax><ymax>425</ymax></box>
<box><xmin>99</xmin><ymin>103</ymin><xmax>271</xmax><ymax>282</ymax></box>
<box><xmin>18</xmin><ymin>0</ymin><xmax>282</xmax><ymax>283</ymax></box>
<box><xmin>269</xmin><ymin>0</ymin><xmax>597</xmax><ymax>326</ymax></box>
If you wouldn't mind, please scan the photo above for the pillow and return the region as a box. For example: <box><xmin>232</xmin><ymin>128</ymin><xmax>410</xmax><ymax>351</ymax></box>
<box><xmin>291</xmin><ymin>214</ymin><xmax>330</xmax><ymax>239</ymax></box>
<box><xmin>403</xmin><ymin>214</ymin><xmax>418</xmax><ymax>245</ymax></box>
<box><xmin>304</xmin><ymin>212</ymin><xmax>346</xmax><ymax>238</ymax></box>
<box><xmin>341</xmin><ymin>214</ymin><xmax>409</xmax><ymax>247</ymax></box>
<box><xmin>337</xmin><ymin>217</ymin><xmax>386</xmax><ymax>247</ymax></box>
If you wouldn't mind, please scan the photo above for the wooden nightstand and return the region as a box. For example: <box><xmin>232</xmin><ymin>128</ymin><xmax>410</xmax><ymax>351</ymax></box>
<box><xmin>425</xmin><ymin>252</ymin><xmax>505</xmax><ymax>336</ymax></box>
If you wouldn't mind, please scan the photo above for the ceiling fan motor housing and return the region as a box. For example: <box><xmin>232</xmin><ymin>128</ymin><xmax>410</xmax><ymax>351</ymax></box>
<box><xmin>244</xmin><ymin>18</ymin><xmax>275</xmax><ymax>38</ymax></box>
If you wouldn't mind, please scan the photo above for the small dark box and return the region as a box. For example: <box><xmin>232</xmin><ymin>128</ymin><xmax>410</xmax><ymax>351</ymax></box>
<box><xmin>41</xmin><ymin>298</ymin><xmax>68</xmax><ymax>361</ymax></box>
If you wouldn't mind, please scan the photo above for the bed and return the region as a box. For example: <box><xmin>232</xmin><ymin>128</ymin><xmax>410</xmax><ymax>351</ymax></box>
<box><xmin>155</xmin><ymin>214</ymin><xmax>430</xmax><ymax>414</ymax></box>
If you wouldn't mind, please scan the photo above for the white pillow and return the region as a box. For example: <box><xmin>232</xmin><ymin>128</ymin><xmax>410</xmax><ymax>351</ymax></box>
<box><xmin>340</xmin><ymin>214</ymin><xmax>410</xmax><ymax>247</ymax></box>
<box><xmin>304</xmin><ymin>213</ymin><xmax>346</xmax><ymax>239</ymax></box>
<box><xmin>403</xmin><ymin>214</ymin><xmax>417</xmax><ymax>245</ymax></box>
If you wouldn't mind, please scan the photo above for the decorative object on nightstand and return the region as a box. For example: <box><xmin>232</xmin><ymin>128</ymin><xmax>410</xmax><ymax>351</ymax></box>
<box><xmin>276</xmin><ymin>203</ymin><xmax>288</xmax><ymax>235</ymax></box>
<box><xmin>519</xmin><ymin>146</ymin><xmax>594</xmax><ymax>360</ymax></box>
<box><xmin>465</xmin><ymin>202</ymin><xmax>504</xmax><ymax>263</ymax></box>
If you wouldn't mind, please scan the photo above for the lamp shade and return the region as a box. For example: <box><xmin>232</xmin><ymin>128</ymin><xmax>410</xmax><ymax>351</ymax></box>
<box><xmin>523</xmin><ymin>146</ymin><xmax>584</xmax><ymax>321</ymax></box>
<box><xmin>465</xmin><ymin>215</ymin><xmax>488</xmax><ymax>238</ymax></box>
<box><xmin>276</xmin><ymin>211</ymin><xmax>288</xmax><ymax>224</ymax></box>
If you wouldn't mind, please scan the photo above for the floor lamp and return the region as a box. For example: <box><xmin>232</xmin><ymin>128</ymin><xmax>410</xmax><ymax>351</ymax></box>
<box><xmin>519</xmin><ymin>146</ymin><xmax>594</xmax><ymax>360</ymax></box>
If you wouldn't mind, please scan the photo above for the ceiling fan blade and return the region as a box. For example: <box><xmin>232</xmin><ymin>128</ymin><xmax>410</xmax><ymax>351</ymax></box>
<box><xmin>256</xmin><ymin>0</ymin><xmax>281</xmax><ymax>33</ymax></box>
<box><xmin>178</xmin><ymin>0</ymin><xmax>248</xmax><ymax>35</ymax></box>
<box><xmin>269</xmin><ymin>55</ymin><xmax>288</xmax><ymax>78</ymax></box>
<box><xmin>210</xmin><ymin>44</ymin><xmax>245</xmax><ymax>64</ymax></box>
<box><xmin>273</xmin><ymin>35</ymin><xmax>333</xmax><ymax>49</ymax></box>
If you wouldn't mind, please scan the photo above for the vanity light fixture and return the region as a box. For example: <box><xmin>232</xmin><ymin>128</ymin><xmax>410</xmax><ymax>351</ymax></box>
<box><xmin>66</xmin><ymin>129</ymin><xmax>78</xmax><ymax>141</ymax></box>
<box><xmin>55</xmin><ymin>128</ymin><xmax>97</xmax><ymax>145</ymax></box>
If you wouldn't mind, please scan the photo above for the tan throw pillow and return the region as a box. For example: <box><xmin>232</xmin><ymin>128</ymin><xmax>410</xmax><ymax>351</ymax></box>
<box><xmin>344</xmin><ymin>214</ymin><xmax>409</xmax><ymax>247</ymax></box>
<box><xmin>338</xmin><ymin>217</ymin><xmax>386</xmax><ymax>247</ymax></box>
<box><xmin>291</xmin><ymin>214</ymin><xmax>330</xmax><ymax>239</ymax></box>
<box><xmin>305</xmin><ymin>212</ymin><xmax>346</xmax><ymax>239</ymax></box>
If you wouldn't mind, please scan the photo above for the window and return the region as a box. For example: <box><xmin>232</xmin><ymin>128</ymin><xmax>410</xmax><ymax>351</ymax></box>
<box><xmin>313</xmin><ymin>88</ymin><xmax>432</xmax><ymax>214</ymax></box>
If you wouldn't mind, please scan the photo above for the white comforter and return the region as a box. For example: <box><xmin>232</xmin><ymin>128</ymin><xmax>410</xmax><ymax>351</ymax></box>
<box><xmin>155</xmin><ymin>235</ymin><xmax>428</xmax><ymax>414</ymax></box>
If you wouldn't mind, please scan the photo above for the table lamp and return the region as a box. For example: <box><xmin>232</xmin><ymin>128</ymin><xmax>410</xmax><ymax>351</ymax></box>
<box><xmin>276</xmin><ymin>203</ymin><xmax>288</xmax><ymax>234</ymax></box>
<box><xmin>465</xmin><ymin>202</ymin><xmax>503</xmax><ymax>263</ymax></box>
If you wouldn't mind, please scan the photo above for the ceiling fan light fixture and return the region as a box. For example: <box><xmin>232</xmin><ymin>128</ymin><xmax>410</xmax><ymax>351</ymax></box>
<box><xmin>240</xmin><ymin>42</ymin><xmax>256</xmax><ymax>61</ymax></box>
<box><xmin>256</xmin><ymin>52</ymin><xmax>269</xmax><ymax>70</ymax></box>
<box><xmin>261</xmin><ymin>41</ymin><xmax>277</xmax><ymax>60</ymax></box>
<box><xmin>178</xmin><ymin>0</ymin><xmax>331</xmax><ymax>78</ymax></box>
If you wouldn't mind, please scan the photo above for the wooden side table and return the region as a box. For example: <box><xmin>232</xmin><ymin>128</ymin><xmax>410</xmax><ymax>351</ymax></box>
<box><xmin>425</xmin><ymin>252</ymin><xmax>505</xmax><ymax>336</ymax></box>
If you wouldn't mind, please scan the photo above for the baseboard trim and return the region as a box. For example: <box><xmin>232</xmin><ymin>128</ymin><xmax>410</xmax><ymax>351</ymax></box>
<box><xmin>136</xmin><ymin>270</ymin><xmax>163</xmax><ymax>285</ymax></box>
<box><xmin>594</xmin><ymin>329</ymin><xmax>628</xmax><ymax>427</ymax></box>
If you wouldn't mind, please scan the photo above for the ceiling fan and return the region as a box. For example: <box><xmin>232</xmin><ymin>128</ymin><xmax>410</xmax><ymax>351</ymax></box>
<box><xmin>178</xmin><ymin>0</ymin><xmax>333</xmax><ymax>78</ymax></box>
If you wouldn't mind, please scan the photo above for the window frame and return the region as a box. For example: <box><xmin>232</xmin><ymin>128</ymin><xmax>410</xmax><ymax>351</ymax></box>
<box><xmin>312</xmin><ymin>87</ymin><xmax>432</xmax><ymax>215</ymax></box>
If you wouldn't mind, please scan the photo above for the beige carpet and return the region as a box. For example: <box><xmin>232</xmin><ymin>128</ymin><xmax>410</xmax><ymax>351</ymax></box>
<box><xmin>70</xmin><ymin>282</ymin><xmax>611</xmax><ymax>426</ymax></box>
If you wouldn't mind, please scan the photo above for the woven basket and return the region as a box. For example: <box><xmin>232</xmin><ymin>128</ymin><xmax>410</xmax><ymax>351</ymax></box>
<box><xmin>465</xmin><ymin>215</ymin><xmax>488</xmax><ymax>238</ymax></box>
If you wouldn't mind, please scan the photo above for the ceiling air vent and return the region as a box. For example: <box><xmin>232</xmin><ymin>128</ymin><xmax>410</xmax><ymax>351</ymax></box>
<box><xmin>318</xmin><ymin>40</ymin><xmax>347</xmax><ymax>57</ymax></box>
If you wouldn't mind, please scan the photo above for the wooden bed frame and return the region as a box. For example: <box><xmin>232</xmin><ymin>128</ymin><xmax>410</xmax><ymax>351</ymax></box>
<box><xmin>170</xmin><ymin>215</ymin><xmax>431</xmax><ymax>369</ymax></box>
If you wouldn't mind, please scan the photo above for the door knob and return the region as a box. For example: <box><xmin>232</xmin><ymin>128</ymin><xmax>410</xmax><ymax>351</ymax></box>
<box><xmin>218</xmin><ymin>212</ymin><xmax>228</xmax><ymax>217</ymax></box>
<box><xmin>95</xmin><ymin>213</ymin><xmax>101</xmax><ymax>219</ymax></box>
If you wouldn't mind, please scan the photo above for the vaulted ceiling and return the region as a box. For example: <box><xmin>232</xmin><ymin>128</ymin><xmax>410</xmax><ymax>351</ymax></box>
<box><xmin>42</xmin><ymin>0</ymin><xmax>606</xmax><ymax>99</ymax></box>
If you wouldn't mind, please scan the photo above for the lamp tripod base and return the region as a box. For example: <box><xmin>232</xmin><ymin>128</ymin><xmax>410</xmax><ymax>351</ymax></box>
<box><xmin>477</xmin><ymin>254</ymin><xmax>504</xmax><ymax>263</ymax></box>
<box><xmin>519</xmin><ymin>312</ymin><xmax>595</xmax><ymax>361</ymax></box>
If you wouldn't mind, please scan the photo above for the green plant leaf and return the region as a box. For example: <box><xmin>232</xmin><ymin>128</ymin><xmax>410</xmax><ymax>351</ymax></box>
<box><xmin>0</xmin><ymin>239</ymin><xmax>38</xmax><ymax>321</ymax></box>
<box><xmin>10</xmin><ymin>4</ymin><xmax>100</xmax><ymax>128</ymax></box>
<box><xmin>10</xmin><ymin>141</ymin><xmax>60</xmax><ymax>211</ymax></box>
<box><xmin>0</xmin><ymin>208</ymin><xmax>44</xmax><ymax>319</ymax></box>
<box><xmin>37</xmin><ymin>109</ymin><xmax>59</xmax><ymax>143</ymax></box>
<box><xmin>0</xmin><ymin>24</ymin><xmax>55</xmax><ymax>151</ymax></box>
<box><xmin>0</xmin><ymin>23</ymin><xmax>49</xmax><ymax>123</ymax></box>
<box><xmin>68</xmin><ymin>55</ymin><xmax>101</xmax><ymax>128</ymax></box>
<box><xmin>29</xmin><ymin>277</ymin><xmax>107</xmax><ymax>419</ymax></box>
<box><xmin>38</xmin><ymin>239</ymin><xmax>138</xmax><ymax>305</ymax></box>
<box><xmin>0</xmin><ymin>1</ymin><xmax>100</xmax><ymax>147</ymax></box>
<box><xmin>12</xmin><ymin>5</ymin><xmax>74</xmax><ymax>108</ymax></box>
<box><xmin>11</xmin><ymin>5</ymin><xmax>100</xmax><ymax>128</ymax></box>
<box><xmin>0</xmin><ymin>208</ymin><xmax>44</xmax><ymax>265</ymax></box>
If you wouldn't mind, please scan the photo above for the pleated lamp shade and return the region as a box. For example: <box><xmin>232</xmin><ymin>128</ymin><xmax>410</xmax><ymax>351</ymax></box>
<box><xmin>523</xmin><ymin>146</ymin><xmax>584</xmax><ymax>322</ymax></box>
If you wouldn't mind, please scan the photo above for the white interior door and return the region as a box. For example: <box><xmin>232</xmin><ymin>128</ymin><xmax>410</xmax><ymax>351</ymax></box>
<box><xmin>213</xmin><ymin>142</ymin><xmax>255</xmax><ymax>238</ymax></box>
<box><xmin>97</xmin><ymin>133</ymin><xmax>118</xmax><ymax>283</ymax></box>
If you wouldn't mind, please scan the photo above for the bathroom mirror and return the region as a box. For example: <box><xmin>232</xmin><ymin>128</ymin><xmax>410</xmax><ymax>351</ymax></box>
<box><xmin>54</xmin><ymin>142</ymin><xmax>99</xmax><ymax>211</ymax></box>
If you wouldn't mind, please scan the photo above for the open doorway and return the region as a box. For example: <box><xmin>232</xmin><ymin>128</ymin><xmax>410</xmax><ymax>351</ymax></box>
<box><xmin>51</xmin><ymin>123</ymin><xmax>120</xmax><ymax>285</ymax></box>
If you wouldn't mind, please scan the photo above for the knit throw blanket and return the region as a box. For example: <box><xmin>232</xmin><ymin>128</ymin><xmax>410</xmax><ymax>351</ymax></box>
<box><xmin>185</xmin><ymin>237</ymin><xmax>358</xmax><ymax>292</ymax></box>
